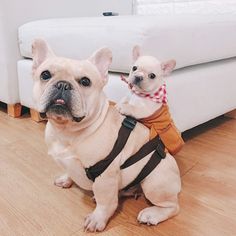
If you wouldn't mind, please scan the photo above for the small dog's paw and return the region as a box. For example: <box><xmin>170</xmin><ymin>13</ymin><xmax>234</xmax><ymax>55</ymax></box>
<box><xmin>54</xmin><ymin>174</ymin><xmax>73</xmax><ymax>188</ymax></box>
<box><xmin>84</xmin><ymin>211</ymin><xmax>107</xmax><ymax>232</ymax></box>
<box><xmin>137</xmin><ymin>207</ymin><xmax>160</xmax><ymax>225</ymax></box>
<box><xmin>115</xmin><ymin>104</ymin><xmax>131</xmax><ymax>116</ymax></box>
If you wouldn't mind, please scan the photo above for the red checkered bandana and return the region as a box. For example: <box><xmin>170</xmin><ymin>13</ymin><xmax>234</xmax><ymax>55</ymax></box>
<box><xmin>121</xmin><ymin>75</ymin><xmax>167</xmax><ymax>104</ymax></box>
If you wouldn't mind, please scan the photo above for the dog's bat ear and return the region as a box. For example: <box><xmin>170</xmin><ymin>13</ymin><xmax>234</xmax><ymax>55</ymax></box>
<box><xmin>161</xmin><ymin>60</ymin><xmax>176</xmax><ymax>76</ymax></box>
<box><xmin>132</xmin><ymin>45</ymin><xmax>141</xmax><ymax>62</ymax></box>
<box><xmin>89</xmin><ymin>47</ymin><xmax>112</xmax><ymax>85</ymax></box>
<box><xmin>32</xmin><ymin>38</ymin><xmax>55</xmax><ymax>72</ymax></box>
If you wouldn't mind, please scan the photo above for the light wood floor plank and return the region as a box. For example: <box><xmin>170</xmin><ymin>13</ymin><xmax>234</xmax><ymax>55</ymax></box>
<box><xmin>0</xmin><ymin>108</ymin><xmax>236</xmax><ymax>236</ymax></box>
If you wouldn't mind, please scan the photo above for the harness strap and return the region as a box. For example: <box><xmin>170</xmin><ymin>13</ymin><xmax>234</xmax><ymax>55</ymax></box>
<box><xmin>120</xmin><ymin>136</ymin><xmax>165</xmax><ymax>169</ymax></box>
<box><xmin>122</xmin><ymin>145</ymin><xmax>166</xmax><ymax>191</ymax></box>
<box><xmin>85</xmin><ymin>116</ymin><xmax>137</xmax><ymax>181</ymax></box>
<box><xmin>84</xmin><ymin>116</ymin><xmax>166</xmax><ymax>192</ymax></box>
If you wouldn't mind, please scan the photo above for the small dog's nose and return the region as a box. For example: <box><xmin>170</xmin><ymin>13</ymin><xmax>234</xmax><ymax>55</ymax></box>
<box><xmin>134</xmin><ymin>76</ymin><xmax>143</xmax><ymax>84</ymax></box>
<box><xmin>55</xmin><ymin>81</ymin><xmax>72</xmax><ymax>91</ymax></box>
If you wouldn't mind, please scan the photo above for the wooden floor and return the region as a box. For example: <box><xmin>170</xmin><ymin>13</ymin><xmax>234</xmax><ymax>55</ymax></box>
<box><xmin>0</xmin><ymin>106</ymin><xmax>236</xmax><ymax>236</ymax></box>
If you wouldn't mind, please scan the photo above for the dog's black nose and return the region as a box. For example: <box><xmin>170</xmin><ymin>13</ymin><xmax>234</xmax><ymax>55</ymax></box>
<box><xmin>55</xmin><ymin>81</ymin><xmax>72</xmax><ymax>91</ymax></box>
<box><xmin>134</xmin><ymin>76</ymin><xmax>143</xmax><ymax>84</ymax></box>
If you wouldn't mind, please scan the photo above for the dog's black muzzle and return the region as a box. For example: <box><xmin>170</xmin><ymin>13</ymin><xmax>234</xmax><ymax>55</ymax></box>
<box><xmin>39</xmin><ymin>81</ymin><xmax>85</xmax><ymax>122</ymax></box>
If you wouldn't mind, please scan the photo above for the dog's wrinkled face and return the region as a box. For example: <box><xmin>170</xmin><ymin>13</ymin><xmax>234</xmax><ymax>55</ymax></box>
<box><xmin>128</xmin><ymin>46</ymin><xmax>176</xmax><ymax>93</ymax></box>
<box><xmin>32</xmin><ymin>39</ymin><xmax>112</xmax><ymax>125</ymax></box>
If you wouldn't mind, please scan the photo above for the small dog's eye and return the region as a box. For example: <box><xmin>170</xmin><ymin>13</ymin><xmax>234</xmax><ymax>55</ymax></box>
<box><xmin>149</xmin><ymin>73</ymin><xmax>156</xmax><ymax>79</ymax></box>
<box><xmin>79</xmin><ymin>77</ymin><xmax>91</xmax><ymax>87</ymax></box>
<box><xmin>132</xmin><ymin>66</ymin><xmax>137</xmax><ymax>71</ymax></box>
<box><xmin>40</xmin><ymin>70</ymin><xmax>52</xmax><ymax>81</ymax></box>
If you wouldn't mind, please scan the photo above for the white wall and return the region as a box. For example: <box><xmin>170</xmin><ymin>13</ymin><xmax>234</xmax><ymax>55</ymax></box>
<box><xmin>134</xmin><ymin>0</ymin><xmax>236</xmax><ymax>15</ymax></box>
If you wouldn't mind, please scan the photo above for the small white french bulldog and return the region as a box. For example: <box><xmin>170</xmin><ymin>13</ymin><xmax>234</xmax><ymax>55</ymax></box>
<box><xmin>116</xmin><ymin>46</ymin><xmax>184</xmax><ymax>155</ymax></box>
<box><xmin>32</xmin><ymin>39</ymin><xmax>181</xmax><ymax>232</ymax></box>
<box><xmin>116</xmin><ymin>46</ymin><xmax>176</xmax><ymax>120</ymax></box>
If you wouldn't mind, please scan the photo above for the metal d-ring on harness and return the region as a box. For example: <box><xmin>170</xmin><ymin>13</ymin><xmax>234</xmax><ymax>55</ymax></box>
<box><xmin>85</xmin><ymin>116</ymin><xmax>166</xmax><ymax>191</ymax></box>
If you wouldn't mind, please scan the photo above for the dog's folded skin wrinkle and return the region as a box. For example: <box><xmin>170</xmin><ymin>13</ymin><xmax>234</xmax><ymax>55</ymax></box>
<box><xmin>73</xmin><ymin>116</ymin><xmax>85</xmax><ymax>122</ymax></box>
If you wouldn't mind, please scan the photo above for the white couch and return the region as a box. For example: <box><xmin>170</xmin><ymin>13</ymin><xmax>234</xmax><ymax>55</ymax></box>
<box><xmin>2</xmin><ymin>0</ymin><xmax>235</xmax><ymax>131</ymax></box>
<box><xmin>17</xmin><ymin>12</ymin><xmax>236</xmax><ymax>132</ymax></box>
<box><xmin>0</xmin><ymin>0</ymin><xmax>132</xmax><ymax>116</ymax></box>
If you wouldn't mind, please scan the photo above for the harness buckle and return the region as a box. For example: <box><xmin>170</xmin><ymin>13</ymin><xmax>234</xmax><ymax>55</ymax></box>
<box><xmin>122</xmin><ymin>116</ymin><xmax>137</xmax><ymax>130</ymax></box>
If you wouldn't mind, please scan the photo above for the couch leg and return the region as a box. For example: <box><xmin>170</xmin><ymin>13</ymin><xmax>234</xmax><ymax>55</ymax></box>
<box><xmin>30</xmin><ymin>109</ymin><xmax>44</xmax><ymax>122</ymax></box>
<box><xmin>225</xmin><ymin>109</ymin><xmax>236</xmax><ymax>119</ymax></box>
<box><xmin>7</xmin><ymin>103</ymin><xmax>22</xmax><ymax>118</ymax></box>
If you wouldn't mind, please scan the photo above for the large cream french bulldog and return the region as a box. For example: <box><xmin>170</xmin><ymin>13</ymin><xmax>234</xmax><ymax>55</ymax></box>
<box><xmin>32</xmin><ymin>39</ymin><xmax>181</xmax><ymax>232</ymax></box>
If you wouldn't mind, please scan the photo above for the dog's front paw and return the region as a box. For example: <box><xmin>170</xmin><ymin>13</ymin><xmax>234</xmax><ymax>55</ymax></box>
<box><xmin>115</xmin><ymin>103</ymin><xmax>131</xmax><ymax>116</ymax></box>
<box><xmin>54</xmin><ymin>174</ymin><xmax>73</xmax><ymax>188</ymax></box>
<box><xmin>84</xmin><ymin>210</ymin><xmax>107</xmax><ymax>232</ymax></box>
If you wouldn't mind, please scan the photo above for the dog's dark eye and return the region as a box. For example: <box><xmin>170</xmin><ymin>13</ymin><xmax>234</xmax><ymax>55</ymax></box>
<box><xmin>149</xmin><ymin>73</ymin><xmax>156</xmax><ymax>79</ymax></box>
<box><xmin>132</xmin><ymin>66</ymin><xmax>137</xmax><ymax>71</ymax></box>
<box><xmin>79</xmin><ymin>77</ymin><xmax>91</xmax><ymax>87</ymax></box>
<box><xmin>40</xmin><ymin>70</ymin><xmax>52</xmax><ymax>81</ymax></box>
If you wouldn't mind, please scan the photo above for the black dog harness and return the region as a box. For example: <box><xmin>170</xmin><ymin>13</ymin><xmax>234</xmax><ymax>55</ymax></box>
<box><xmin>85</xmin><ymin>117</ymin><xmax>166</xmax><ymax>191</ymax></box>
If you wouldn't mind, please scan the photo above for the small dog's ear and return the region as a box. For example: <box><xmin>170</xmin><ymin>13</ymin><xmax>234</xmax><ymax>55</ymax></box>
<box><xmin>161</xmin><ymin>60</ymin><xmax>176</xmax><ymax>76</ymax></box>
<box><xmin>89</xmin><ymin>47</ymin><xmax>112</xmax><ymax>84</ymax></box>
<box><xmin>132</xmin><ymin>45</ymin><xmax>141</xmax><ymax>62</ymax></box>
<box><xmin>32</xmin><ymin>38</ymin><xmax>54</xmax><ymax>72</ymax></box>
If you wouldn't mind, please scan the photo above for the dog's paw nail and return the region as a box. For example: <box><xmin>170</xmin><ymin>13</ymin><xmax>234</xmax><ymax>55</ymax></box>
<box><xmin>91</xmin><ymin>196</ymin><xmax>96</xmax><ymax>203</ymax></box>
<box><xmin>115</xmin><ymin>104</ymin><xmax>122</xmax><ymax>112</ymax></box>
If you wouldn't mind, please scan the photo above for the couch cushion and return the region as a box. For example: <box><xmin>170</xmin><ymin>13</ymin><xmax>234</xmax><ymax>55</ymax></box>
<box><xmin>19</xmin><ymin>14</ymin><xmax>236</xmax><ymax>73</ymax></box>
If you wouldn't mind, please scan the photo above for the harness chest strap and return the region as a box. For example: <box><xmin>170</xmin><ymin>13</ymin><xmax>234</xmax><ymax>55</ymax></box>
<box><xmin>121</xmin><ymin>138</ymin><xmax>165</xmax><ymax>191</ymax></box>
<box><xmin>84</xmin><ymin>117</ymin><xmax>166</xmax><ymax>191</ymax></box>
<box><xmin>85</xmin><ymin>117</ymin><xmax>137</xmax><ymax>182</ymax></box>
